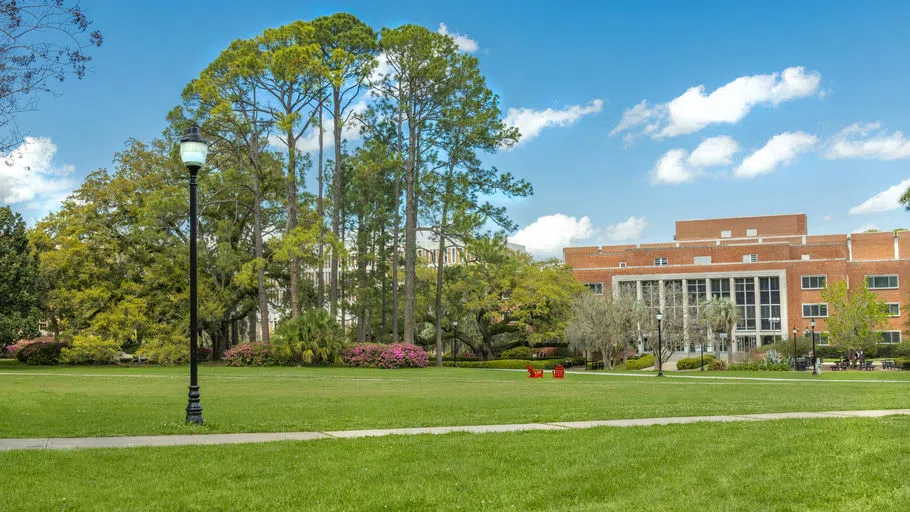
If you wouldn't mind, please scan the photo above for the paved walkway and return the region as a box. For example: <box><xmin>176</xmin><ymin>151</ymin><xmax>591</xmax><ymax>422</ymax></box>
<box><xmin>2</xmin><ymin>409</ymin><xmax>908</xmax><ymax>452</ymax></box>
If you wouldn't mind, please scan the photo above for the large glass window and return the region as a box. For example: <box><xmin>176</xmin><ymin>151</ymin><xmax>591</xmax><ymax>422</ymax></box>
<box><xmin>664</xmin><ymin>280</ymin><xmax>684</xmax><ymax>319</ymax></box>
<box><xmin>881</xmin><ymin>331</ymin><xmax>901</xmax><ymax>343</ymax></box>
<box><xmin>642</xmin><ymin>281</ymin><xmax>660</xmax><ymax>315</ymax></box>
<box><xmin>759</xmin><ymin>277</ymin><xmax>781</xmax><ymax>330</ymax></box>
<box><xmin>618</xmin><ymin>281</ymin><xmax>637</xmax><ymax>298</ymax></box>
<box><xmin>866</xmin><ymin>275</ymin><xmax>898</xmax><ymax>289</ymax></box>
<box><xmin>585</xmin><ymin>283</ymin><xmax>604</xmax><ymax>295</ymax></box>
<box><xmin>734</xmin><ymin>278</ymin><xmax>755</xmax><ymax>330</ymax></box>
<box><xmin>710</xmin><ymin>278</ymin><xmax>730</xmax><ymax>299</ymax></box>
<box><xmin>687</xmin><ymin>279</ymin><xmax>707</xmax><ymax>318</ymax></box>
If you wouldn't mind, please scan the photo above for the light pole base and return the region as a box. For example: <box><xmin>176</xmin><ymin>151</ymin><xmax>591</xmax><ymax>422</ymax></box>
<box><xmin>186</xmin><ymin>385</ymin><xmax>203</xmax><ymax>425</ymax></box>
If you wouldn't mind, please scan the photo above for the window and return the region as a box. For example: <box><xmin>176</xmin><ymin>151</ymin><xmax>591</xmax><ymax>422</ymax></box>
<box><xmin>38</xmin><ymin>319</ymin><xmax>48</xmax><ymax>331</ymax></box>
<box><xmin>801</xmin><ymin>254</ymin><xmax>810</xmax><ymax>261</ymax></box>
<box><xmin>743</xmin><ymin>254</ymin><xmax>758</xmax><ymax>263</ymax></box>
<box><xmin>693</xmin><ymin>256</ymin><xmax>711</xmax><ymax>265</ymax></box>
<box><xmin>721</xmin><ymin>230</ymin><xmax>732</xmax><ymax>238</ymax></box>
<box><xmin>881</xmin><ymin>331</ymin><xmax>901</xmax><ymax>343</ymax></box>
<box><xmin>866</xmin><ymin>275</ymin><xmax>898</xmax><ymax>289</ymax></box>
<box><xmin>618</xmin><ymin>281</ymin><xmax>637</xmax><ymax>298</ymax></box>
<box><xmin>687</xmin><ymin>279</ymin><xmax>707</xmax><ymax>318</ymax></box>
<box><xmin>886</xmin><ymin>303</ymin><xmax>900</xmax><ymax>317</ymax></box>
<box><xmin>802</xmin><ymin>303</ymin><xmax>828</xmax><ymax>318</ymax></box>
<box><xmin>710</xmin><ymin>278</ymin><xmax>731</xmax><ymax>299</ymax></box>
<box><xmin>654</xmin><ymin>257</ymin><xmax>667</xmax><ymax>266</ymax></box>
<box><xmin>734</xmin><ymin>278</ymin><xmax>756</xmax><ymax>330</ymax></box>
<box><xmin>619</xmin><ymin>261</ymin><xmax>627</xmax><ymax>268</ymax></box>
<box><xmin>585</xmin><ymin>283</ymin><xmax>604</xmax><ymax>295</ymax></box>
<box><xmin>746</xmin><ymin>228</ymin><xmax>758</xmax><ymax>237</ymax></box>
<box><xmin>801</xmin><ymin>275</ymin><xmax>826</xmax><ymax>290</ymax></box>
<box><xmin>818</xmin><ymin>332</ymin><xmax>830</xmax><ymax>345</ymax></box>
<box><xmin>759</xmin><ymin>277</ymin><xmax>781</xmax><ymax>330</ymax></box>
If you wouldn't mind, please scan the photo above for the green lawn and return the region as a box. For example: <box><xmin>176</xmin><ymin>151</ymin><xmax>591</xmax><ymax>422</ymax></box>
<box><xmin>0</xmin><ymin>417</ymin><xmax>907</xmax><ymax>511</ymax></box>
<box><xmin>1</xmin><ymin>362</ymin><xmax>908</xmax><ymax>438</ymax></box>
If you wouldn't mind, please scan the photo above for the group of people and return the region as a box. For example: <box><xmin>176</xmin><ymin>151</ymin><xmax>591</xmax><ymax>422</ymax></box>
<box><xmin>845</xmin><ymin>348</ymin><xmax>866</xmax><ymax>367</ymax></box>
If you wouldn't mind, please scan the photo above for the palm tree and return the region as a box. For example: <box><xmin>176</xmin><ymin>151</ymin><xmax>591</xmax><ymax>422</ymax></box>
<box><xmin>701</xmin><ymin>297</ymin><xmax>742</xmax><ymax>364</ymax></box>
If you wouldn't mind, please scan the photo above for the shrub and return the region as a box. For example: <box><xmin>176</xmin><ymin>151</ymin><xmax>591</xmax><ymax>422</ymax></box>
<box><xmin>500</xmin><ymin>346</ymin><xmax>533</xmax><ymax>359</ymax></box>
<box><xmin>15</xmin><ymin>340</ymin><xmax>66</xmax><ymax>365</ymax></box>
<box><xmin>676</xmin><ymin>355</ymin><xmax>716</xmax><ymax>370</ymax></box>
<box><xmin>136</xmin><ymin>332</ymin><xmax>189</xmax><ymax>365</ymax></box>
<box><xmin>710</xmin><ymin>360</ymin><xmax>727</xmax><ymax>371</ymax></box>
<box><xmin>223</xmin><ymin>343</ymin><xmax>280</xmax><ymax>367</ymax></box>
<box><xmin>59</xmin><ymin>334</ymin><xmax>121</xmax><ymax>365</ymax></box>
<box><xmin>271</xmin><ymin>310</ymin><xmax>346</xmax><ymax>365</ymax></box>
<box><xmin>442</xmin><ymin>359</ymin><xmax>561</xmax><ymax>370</ymax></box>
<box><xmin>625</xmin><ymin>354</ymin><xmax>655</xmax><ymax>370</ymax></box>
<box><xmin>343</xmin><ymin>343</ymin><xmax>429</xmax><ymax>369</ymax></box>
<box><xmin>878</xmin><ymin>343</ymin><xmax>910</xmax><ymax>358</ymax></box>
<box><xmin>726</xmin><ymin>360</ymin><xmax>792</xmax><ymax>371</ymax></box>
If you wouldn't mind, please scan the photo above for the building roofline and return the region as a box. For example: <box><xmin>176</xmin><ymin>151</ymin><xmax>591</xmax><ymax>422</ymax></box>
<box><xmin>675</xmin><ymin>212</ymin><xmax>806</xmax><ymax>223</ymax></box>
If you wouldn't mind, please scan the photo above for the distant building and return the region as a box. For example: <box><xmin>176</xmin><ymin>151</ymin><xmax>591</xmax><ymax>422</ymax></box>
<box><xmin>563</xmin><ymin>214</ymin><xmax>907</xmax><ymax>353</ymax></box>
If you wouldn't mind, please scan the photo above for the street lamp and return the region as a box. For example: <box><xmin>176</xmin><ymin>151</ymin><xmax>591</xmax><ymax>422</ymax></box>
<box><xmin>656</xmin><ymin>311</ymin><xmax>663</xmax><ymax>377</ymax></box>
<box><xmin>792</xmin><ymin>327</ymin><xmax>798</xmax><ymax>368</ymax></box>
<box><xmin>810</xmin><ymin>318</ymin><xmax>817</xmax><ymax>375</ymax></box>
<box><xmin>180</xmin><ymin>125</ymin><xmax>208</xmax><ymax>425</ymax></box>
<box><xmin>769</xmin><ymin>316</ymin><xmax>780</xmax><ymax>345</ymax></box>
<box><xmin>452</xmin><ymin>321</ymin><xmax>458</xmax><ymax>368</ymax></box>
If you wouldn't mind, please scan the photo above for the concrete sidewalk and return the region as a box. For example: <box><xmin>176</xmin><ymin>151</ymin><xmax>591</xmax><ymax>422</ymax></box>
<box><xmin>3</xmin><ymin>409</ymin><xmax>909</xmax><ymax>452</ymax></box>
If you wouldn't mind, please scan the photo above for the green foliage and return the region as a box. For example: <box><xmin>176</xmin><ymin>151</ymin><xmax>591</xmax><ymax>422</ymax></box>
<box><xmin>59</xmin><ymin>334</ymin><xmax>121</xmax><ymax>365</ymax></box>
<box><xmin>271</xmin><ymin>310</ymin><xmax>346</xmax><ymax>365</ymax></box>
<box><xmin>0</xmin><ymin>207</ymin><xmax>41</xmax><ymax>348</ymax></box>
<box><xmin>874</xmin><ymin>342</ymin><xmax>910</xmax><ymax>358</ymax></box>
<box><xmin>676</xmin><ymin>355</ymin><xmax>716</xmax><ymax>370</ymax></box>
<box><xmin>500</xmin><ymin>346</ymin><xmax>533</xmax><ymax>359</ymax></box>
<box><xmin>709</xmin><ymin>360</ymin><xmax>727</xmax><ymax>371</ymax></box>
<box><xmin>822</xmin><ymin>280</ymin><xmax>889</xmax><ymax>352</ymax></box>
<box><xmin>16</xmin><ymin>341</ymin><xmax>65</xmax><ymax>365</ymax></box>
<box><xmin>442</xmin><ymin>359</ymin><xmax>562</xmax><ymax>369</ymax></box>
<box><xmin>136</xmin><ymin>332</ymin><xmax>190</xmax><ymax>365</ymax></box>
<box><xmin>726</xmin><ymin>360</ymin><xmax>792</xmax><ymax>371</ymax></box>
<box><xmin>625</xmin><ymin>354</ymin><xmax>655</xmax><ymax>370</ymax></box>
<box><xmin>700</xmin><ymin>297</ymin><xmax>742</xmax><ymax>364</ymax></box>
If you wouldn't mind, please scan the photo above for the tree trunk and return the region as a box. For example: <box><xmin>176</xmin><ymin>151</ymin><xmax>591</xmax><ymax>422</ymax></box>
<box><xmin>727</xmin><ymin>329</ymin><xmax>734</xmax><ymax>364</ymax></box>
<box><xmin>248</xmin><ymin>313</ymin><xmax>257</xmax><ymax>343</ymax></box>
<box><xmin>434</xmin><ymin>212</ymin><xmax>450</xmax><ymax>367</ymax></box>
<box><xmin>357</xmin><ymin>212</ymin><xmax>368</xmax><ymax>343</ymax></box>
<box><xmin>286</xmin><ymin>124</ymin><xmax>300</xmax><ymax>319</ymax></box>
<box><xmin>317</xmin><ymin>105</ymin><xmax>325</xmax><ymax>308</ymax></box>
<box><xmin>250</xmin><ymin>133</ymin><xmax>270</xmax><ymax>343</ymax></box>
<box><xmin>330</xmin><ymin>87</ymin><xmax>342</xmax><ymax>318</ymax></box>
<box><xmin>231</xmin><ymin>319</ymin><xmax>239</xmax><ymax>348</ymax></box>
<box><xmin>403</xmin><ymin>121</ymin><xmax>417</xmax><ymax>344</ymax></box>
<box><xmin>391</xmin><ymin>173</ymin><xmax>401</xmax><ymax>343</ymax></box>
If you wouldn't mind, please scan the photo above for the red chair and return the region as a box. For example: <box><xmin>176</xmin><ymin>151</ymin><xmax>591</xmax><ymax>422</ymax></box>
<box><xmin>526</xmin><ymin>364</ymin><xmax>543</xmax><ymax>378</ymax></box>
<box><xmin>552</xmin><ymin>365</ymin><xmax>565</xmax><ymax>379</ymax></box>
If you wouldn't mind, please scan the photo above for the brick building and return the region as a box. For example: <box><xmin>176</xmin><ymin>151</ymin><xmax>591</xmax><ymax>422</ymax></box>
<box><xmin>563</xmin><ymin>214</ymin><xmax>908</xmax><ymax>354</ymax></box>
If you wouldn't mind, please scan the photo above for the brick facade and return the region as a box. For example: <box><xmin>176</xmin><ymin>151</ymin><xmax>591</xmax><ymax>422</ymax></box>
<box><xmin>564</xmin><ymin>214</ymin><xmax>908</xmax><ymax>352</ymax></box>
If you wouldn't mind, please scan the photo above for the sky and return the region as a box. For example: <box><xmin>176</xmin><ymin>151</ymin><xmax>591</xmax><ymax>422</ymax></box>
<box><xmin>2</xmin><ymin>0</ymin><xmax>910</xmax><ymax>258</ymax></box>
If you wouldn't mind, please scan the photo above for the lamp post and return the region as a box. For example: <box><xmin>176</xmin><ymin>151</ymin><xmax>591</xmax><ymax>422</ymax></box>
<box><xmin>769</xmin><ymin>316</ymin><xmax>780</xmax><ymax>345</ymax></box>
<box><xmin>180</xmin><ymin>125</ymin><xmax>208</xmax><ymax>425</ymax></box>
<box><xmin>810</xmin><ymin>318</ymin><xmax>817</xmax><ymax>375</ymax></box>
<box><xmin>656</xmin><ymin>311</ymin><xmax>663</xmax><ymax>377</ymax></box>
<box><xmin>792</xmin><ymin>327</ymin><xmax>798</xmax><ymax>368</ymax></box>
<box><xmin>452</xmin><ymin>321</ymin><xmax>458</xmax><ymax>368</ymax></box>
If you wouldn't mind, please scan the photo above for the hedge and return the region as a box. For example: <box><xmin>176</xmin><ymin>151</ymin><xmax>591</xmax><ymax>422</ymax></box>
<box><xmin>726</xmin><ymin>360</ymin><xmax>792</xmax><ymax>371</ymax></box>
<box><xmin>676</xmin><ymin>355</ymin><xmax>716</xmax><ymax>370</ymax></box>
<box><xmin>625</xmin><ymin>354</ymin><xmax>654</xmax><ymax>370</ymax></box>
<box><xmin>442</xmin><ymin>359</ymin><xmax>562</xmax><ymax>370</ymax></box>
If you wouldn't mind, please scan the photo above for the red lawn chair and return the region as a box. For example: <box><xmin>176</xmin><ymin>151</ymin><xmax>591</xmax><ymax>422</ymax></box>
<box><xmin>552</xmin><ymin>365</ymin><xmax>565</xmax><ymax>379</ymax></box>
<box><xmin>526</xmin><ymin>364</ymin><xmax>543</xmax><ymax>378</ymax></box>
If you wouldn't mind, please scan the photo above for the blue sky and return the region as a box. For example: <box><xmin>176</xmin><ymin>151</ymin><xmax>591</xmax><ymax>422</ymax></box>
<box><xmin>2</xmin><ymin>0</ymin><xmax>910</xmax><ymax>257</ymax></box>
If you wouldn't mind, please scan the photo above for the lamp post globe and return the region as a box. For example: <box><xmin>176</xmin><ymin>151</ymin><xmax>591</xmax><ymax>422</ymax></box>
<box><xmin>655</xmin><ymin>312</ymin><xmax>663</xmax><ymax>377</ymax></box>
<box><xmin>180</xmin><ymin>124</ymin><xmax>208</xmax><ymax>425</ymax></box>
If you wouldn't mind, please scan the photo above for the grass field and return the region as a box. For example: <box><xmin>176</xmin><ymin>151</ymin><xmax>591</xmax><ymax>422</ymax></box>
<box><xmin>1</xmin><ymin>361</ymin><xmax>908</xmax><ymax>438</ymax></box>
<box><xmin>0</xmin><ymin>417</ymin><xmax>907</xmax><ymax>511</ymax></box>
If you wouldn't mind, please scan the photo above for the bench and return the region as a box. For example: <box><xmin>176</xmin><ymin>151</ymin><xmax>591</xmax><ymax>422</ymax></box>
<box><xmin>526</xmin><ymin>365</ymin><xmax>543</xmax><ymax>378</ymax></box>
<box><xmin>552</xmin><ymin>365</ymin><xmax>565</xmax><ymax>379</ymax></box>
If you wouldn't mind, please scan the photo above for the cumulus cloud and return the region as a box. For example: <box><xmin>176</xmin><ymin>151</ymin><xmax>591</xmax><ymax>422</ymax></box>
<box><xmin>505</xmin><ymin>99</ymin><xmax>603</xmax><ymax>146</ymax></box>
<box><xmin>612</xmin><ymin>66</ymin><xmax>821</xmax><ymax>140</ymax></box>
<box><xmin>0</xmin><ymin>137</ymin><xmax>76</xmax><ymax>213</ymax></box>
<box><xmin>848</xmin><ymin>179</ymin><xmax>910</xmax><ymax>215</ymax></box>
<box><xmin>734</xmin><ymin>131</ymin><xmax>817</xmax><ymax>178</ymax></box>
<box><xmin>510</xmin><ymin>214</ymin><xmax>593</xmax><ymax>257</ymax></box>
<box><xmin>437</xmin><ymin>23</ymin><xmax>479</xmax><ymax>53</ymax></box>
<box><xmin>651</xmin><ymin>136</ymin><xmax>739</xmax><ymax>185</ymax></box>
<box><xmin>825</xmin><ymin>122</ymin><xmax>910</xmax><ymax>160</ymax></box>
<box><xmin>509</xmin><ymin>213</ymin><xmax>646</xmax><ymax>257</ymax></box>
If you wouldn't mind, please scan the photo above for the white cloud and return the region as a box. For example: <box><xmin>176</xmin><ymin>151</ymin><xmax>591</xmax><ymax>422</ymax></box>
<box><xmin>0</xmin><ymin>137</ymin><xmax>76</xmax><ymax>212</ymax></box>
<box><xmin>437</xmin><ymin>23</ymin><xmax>479</xmax><ymax>53</ymax></box>
<box><xmin>825</xmin><ymin>122</ymin><xmax>910</xmax><ymax>160</ymax></box>
<box><xmin>823</xmin><ymin>215</ymin><xmax>832</xmax><ymax>221</ymax></box>
<box><xmin>734</xmin><ymin>131</ymin><xmax>817</xmax><ymax>178</ymax></box>
<box><xmin>848</xmin><ymin>179</ymin><xmax>910</xmax><ymax>215</ymax></box>
<box><xmin>505</xmin><ymin>99</ymin><xmax>603</xmax><ymax>146</ymax></box>
<box><xmin>510</xmin><ymin>214</ymin><xmax>593</xmax><ymax>257</ymax></box>
<box><xmin>651</xmin><ymin>136</ymin><xmax>739</xmax><ymax>185</ymax></box>
<box><xmin>612</xmin><ymin>66</ymin><xmax>821</xmax><ymax>139</ymax></box>
<box><xmin>510</xmin><ymin>213</ymin><xmax>647</xmax><ymax>257</ymax></box>
<box><xmin>603</xmin><ymin>216</ymin><xmax>647</xmax><ymax>241</ymax></box>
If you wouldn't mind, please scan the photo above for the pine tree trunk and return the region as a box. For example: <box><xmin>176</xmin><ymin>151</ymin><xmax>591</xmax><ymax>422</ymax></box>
<box><xmin>250</xmin><ymin>132</ymin><xmax>270</xmax><ymax>343</ymax></box>
<box><xmin>317</xmin><ymin>105</ymin><xmax>325</xmax><ymax>308</ymax></box>
<box><xmin>403</xmin><ymin>121</ymin><xmax>418</xmax><ymax>345</ymax></box>
<box><xmin>248</xmin><ymin>314</ymin><xmax>257</xmax><ymax>343</ymax></box>
<box><xmin>330</xmin><ymin>88</ymin><xmax>342</xmax><ymax>318</ymax></box>
<box><xmin>286</xmin><ymin>124</ymin><xmax>300</xmax><ymax>319</ymax></box>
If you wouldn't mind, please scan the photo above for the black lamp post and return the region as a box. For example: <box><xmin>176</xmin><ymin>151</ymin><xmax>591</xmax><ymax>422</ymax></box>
<box><xmin>656</xmin><ymin>311</ymin><xmax>663</xmax><ymax>377</ymax></box>
<box><xmin>792</xmin><ymin>327</ymin><xmax>798</xmax><ymax>368</ymax></box>
<box><xmin>180</xmin><ymin>125</ymin><xmax>208</xmax><ymax>425</ymax></box>
<box><xmin>810</xmin><ymin>318</ymin><xmax>817</xmax><ymax>375</ymax></box>
<box><xmin>452</xmin><ymin>321</ymin><xmax>458</xmax><ymax>368</ymax></box>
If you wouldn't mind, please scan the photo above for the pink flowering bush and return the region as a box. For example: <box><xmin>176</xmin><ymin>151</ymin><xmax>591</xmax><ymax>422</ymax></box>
<box><xmin>342</xmin><ymin>343</ymin><xmax>429</xmax><ymax>369</ymax></box>
<box><xmin>9</xmin><ymin>339</ymin><xmax>67</xmax><ymax>365</ymax></box>
<box><xmin>223</xmin><ymin>342</ymin><xmax>281</xmax><ymax>367</ymax></box>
